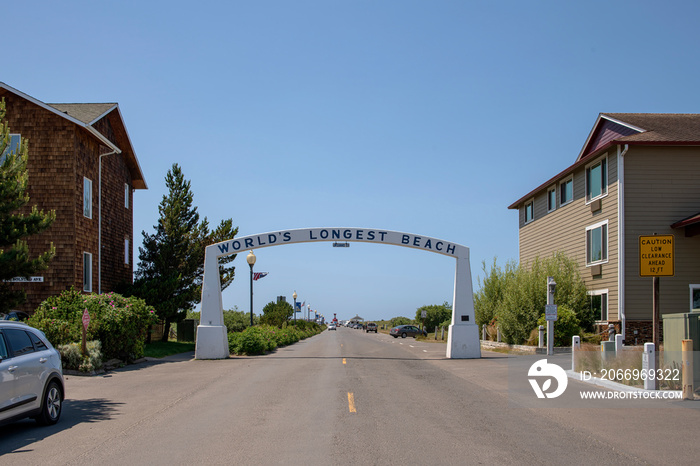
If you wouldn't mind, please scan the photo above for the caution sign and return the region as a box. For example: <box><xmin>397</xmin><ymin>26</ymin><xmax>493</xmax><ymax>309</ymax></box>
<box><xmin>639</xmin><ymin>235</ymin><xmax>674</xmax><ymax>277</ymax></box>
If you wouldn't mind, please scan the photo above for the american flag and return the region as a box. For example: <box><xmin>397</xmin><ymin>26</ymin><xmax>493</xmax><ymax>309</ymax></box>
<box><xmin>253</xmin><ymin>272</ymin><xmax>268</xmax><ymax>281</ymax></box>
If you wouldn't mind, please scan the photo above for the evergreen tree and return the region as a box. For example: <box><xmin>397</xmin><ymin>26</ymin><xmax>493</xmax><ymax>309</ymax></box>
<box><xmin>131</xmin><ymin>163</ymin><xmax>238</xmax><ymax>341</ymax></box>
<box><xmin>260</xmin><ymin>300</ymin><xmax>294</xmax><ymax>328</ymax></box>
<box><xmin>0</xmin><ymin>98</ymin><xmax>55</xmax><ymax>312</ymax></box>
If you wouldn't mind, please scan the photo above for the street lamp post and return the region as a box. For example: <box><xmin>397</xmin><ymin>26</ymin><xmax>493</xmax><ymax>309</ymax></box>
<box><xmin>247</xmin><ymin>251</ymin><xmax>256</xmax><ymax>327</ymax></box>
<box><xmin>293</xmin><ymin>290</ymin><xmax>297</xmax><ymax>323</ymax></box>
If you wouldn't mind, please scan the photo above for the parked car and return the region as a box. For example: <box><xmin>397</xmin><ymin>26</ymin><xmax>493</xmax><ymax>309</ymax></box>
<box><xmin>0</xmin><ymin>311</ymin><xmax>30</xmax><ymax>322</ymax></box>
<box><xmin>328</xmin><ymin>323</ymin><xmax>336</xmax><ymax>330</ymax></box>
<box><xmin>366</xmin><ymin>323</ymin><xmax>378</xmax><ymax>333</ymax></box>
<box><xmin>390</xmin><ymin>325</ymin><xmax>427</xmax><ymax>338</ymax></box>
<box><xmin>0</xmin><ymin>321</ymin><xmax>64</xmax><ymax>426</ymax></box>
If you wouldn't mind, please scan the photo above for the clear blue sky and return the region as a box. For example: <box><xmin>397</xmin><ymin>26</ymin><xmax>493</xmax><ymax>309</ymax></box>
<box><xmin>5</xmin><ymin>1</ymin><xmax>700</xmax><ymax>322</ymax></box>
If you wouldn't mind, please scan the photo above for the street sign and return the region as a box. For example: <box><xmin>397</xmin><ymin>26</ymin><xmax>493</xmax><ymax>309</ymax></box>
<box><xmin>82</xmin><ymin>309</ymin><xmax>90</xmax><ymax>330</ymax></box>
<box><xmin>545</xmin><ymin>304</ymin><xmax>558</xmax><ymax>322</ymax></box>
<box><xmin>421</xmin><ymin>310</ymin><xmax>427</xmax><ymax>319</ymax></box>
<box><xmin>639</xmin><ymin>235</ymin><xmax>674</xmax><ymax>277</ymax></box>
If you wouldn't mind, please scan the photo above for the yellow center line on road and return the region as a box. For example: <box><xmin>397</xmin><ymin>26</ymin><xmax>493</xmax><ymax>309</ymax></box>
<box><xmin>348</xmin><ymin>392</ymin><xmax>356</xmax><ymax>413</ymax></box>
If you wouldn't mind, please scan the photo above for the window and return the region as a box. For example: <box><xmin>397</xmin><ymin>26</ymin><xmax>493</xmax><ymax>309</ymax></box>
<box><xmin>83</xmin><ymin>252</ymin><xmax>92</xmax><ymax>292</ymax></box>
<box><xmin>125</xmin><ymin>238</ymin><xmax>130</xmax><ymax>265</ymax></box>
<box><xmin>524</xmin><ymin>200</ymin><xmax>534</xmax><ymax>223</ymax></box>
<box><xmin>560</xmin><ymin>177</ymin><xmax>573</xmax><ymax>205</ymax></box>
<box><xmin>28</xmin><ymin>331</ymin><xmax>47</xmax><ymax>351</ymax></box>
<box><xmin>5</xmin><ymin>329</ymin><xmax>35</xmax><ymax>357</ymax></box>
<box><xmin>586</xmin><ymin>220</ymin><xmax>608</xmax><ymax>265</ymax></box>
<box><xmin>690</xmin><ymin>285</ymin><xmax>700</xmax><ymax>311</ymax></box>
<box><xmin>0</xmin><ymin>333</ymin><xmax>8</xmax><ymax>359</ymax></box>
<box><xmin>547</xmin><ymin>187</ymin><xmax>557</xmax><ymax>212</ymax></box>
<box><xmin>0</xmin><ymin>134</ymin><xmax>21</xmax><ymax>164</ymax></box>
<box><xmin>125</xmin><ymin>183</ymin><xmax>130</xmax><ymax>209</ymax></box>
<box><xmin>586</xmin><ymin>156</ymin><xmax>607</xmax><ymax>202</ymax></box>
<box><xmin>83</xmin><ymin>177</ymin><xmax>93</xmax><ymax>218</ymax></box>
<box><xmin>589</xmin><ymin>290</ymin><xmax>609</xmax><ymax>321</ymax></box>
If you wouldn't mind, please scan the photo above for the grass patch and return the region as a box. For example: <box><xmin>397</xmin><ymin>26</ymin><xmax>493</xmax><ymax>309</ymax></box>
<box><xmin>144</xmin><ymin>340</ymin><xmax>195</xmax><ymax>358</ymax></box>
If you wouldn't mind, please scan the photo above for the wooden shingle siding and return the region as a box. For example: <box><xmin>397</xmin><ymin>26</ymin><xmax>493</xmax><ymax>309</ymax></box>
<box><xmin>623</xmin><ymin>146</ymin><xmax>700</xmax><ymax>320</ymax></box>
<box><xmin>519</xmin><ymin>152</ymin><xmax>619</xmax><ymax>319</ymax></box>
<box><xmin>1</xmin><ymin>87</ymin><xmax>137</xmax><ymax>312</ymax></box>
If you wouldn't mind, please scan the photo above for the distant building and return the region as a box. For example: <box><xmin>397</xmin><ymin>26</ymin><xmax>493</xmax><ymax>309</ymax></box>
<box><xmin>509</xmin><ymin>113</ymin><xmax>700</xmax><ymax>343</ymax></box>
<box><xmin>0</xmin><ymin>83</ymin><xmax>147</xmax><ymax>312</ymax></box>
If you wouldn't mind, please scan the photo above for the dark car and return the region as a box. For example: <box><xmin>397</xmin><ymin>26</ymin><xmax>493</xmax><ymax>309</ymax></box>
<box><xmin>0</xmin><ymin>311</ymin><xmax>30</xmax><ymax>322</ymax></box>
<box><xmin>390</xmin><ymin>325</ymin><xmax>427</xmax><ymax>338</ymax></box>
<box><xmin>366</xmin><ymin>323</ymin><xmax>378</xmax><ymax>333</ymax></box>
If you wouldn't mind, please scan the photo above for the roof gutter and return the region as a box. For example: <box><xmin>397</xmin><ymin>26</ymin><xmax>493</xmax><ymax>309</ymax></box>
<box><xmin>99</xmin><ymin>148</ymin><xmax>122</xmax><ymax>294</ymax></box>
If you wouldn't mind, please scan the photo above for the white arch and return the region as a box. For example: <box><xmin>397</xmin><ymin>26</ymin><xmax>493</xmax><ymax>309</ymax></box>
<box><xmin>194</xmin><ymin>228</ymin><xmax>481</xmax><ymax>359</ymax></box>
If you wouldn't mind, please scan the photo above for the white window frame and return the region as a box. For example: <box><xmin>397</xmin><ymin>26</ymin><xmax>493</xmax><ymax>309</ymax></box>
<box><xmin>125</xmin><ymin>238</ymin><xmax>130</xmax><ymax>265</ymax></box>
<box><xmin>125</xmin><ymin>183</ymin><xmax>130</xmax><ymax>209</ymax></box>
<box><xmin>585</xmin><ymin>155</ymin><xmax>608</xmax><ymax>203</ymax></box>
<box><xmin>0</xmin><ymin>133</ymin><xmax>21</xmax><ymax>163</ymax></box>
<box><xmin>690</xmin><ymin>284</ymin><xmax>700</xmax><ymax>311</ymax></box>
<box><xmin>83</xmin><ymin>177</ymin><xmax>93</xmax><ymax>219</ymax></box>
<box><xmin>83</xmin><ymin>252</ymin><xmax>93</xmax><ymax>292</ymax></box>
<box><xmin>547</xmin><ymin>186</ymin><xmax>557</xmax><ymax>213</ymax></box>
<box><xmin>559</xmin><ymin>176</ymin><xmax>573</xmax><ymax>206</ymax></box>
<box><xmin>524</xmin><ymin>199</ymin><xmax>534</xmax><ymax>224</ymax></box>
<box><xmin>586</xmin><ymin>219</ymin><xmax>609</xmax><ymax>266</ymax></box>
<box><xmin>588</xmin><ymin>289</ymin><xmax>609</xmax><ymax>322</ymax></box>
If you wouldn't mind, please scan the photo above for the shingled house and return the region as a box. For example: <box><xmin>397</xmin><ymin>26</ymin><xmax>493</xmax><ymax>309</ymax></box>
<box><xmin>0</xmin><ymin>82</ymin><xmax>146</xmax><ymax>313</ymax></box>
<box><xmin>508</xmin><ymin>113</ymin><xmax>700</xmax><ymax>344</ymax></box>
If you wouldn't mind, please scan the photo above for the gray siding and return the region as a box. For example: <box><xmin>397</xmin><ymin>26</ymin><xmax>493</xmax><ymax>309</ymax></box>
<box><xmin>518</xmin><ymin>151</ymin><xmax>620</xmax><ymax>320</ymax></box>
<box><xmin>623</xmin><ymin>146</ymin><xmax>700</xmax><ymax>320</ymax></box>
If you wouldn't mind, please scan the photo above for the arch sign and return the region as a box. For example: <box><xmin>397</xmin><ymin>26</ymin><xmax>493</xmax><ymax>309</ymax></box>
<box><xmin>195</xmin><ymin>227</ymin><xmax>481</xmax><ymax>360</ymax></box>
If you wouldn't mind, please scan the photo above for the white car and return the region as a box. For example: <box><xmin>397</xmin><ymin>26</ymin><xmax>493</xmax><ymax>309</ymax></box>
<box><xmin>0</xmin><ymin>321</ymin><xmax>65</xmax><ymax>426</ymax></box>
<box><xmin>328</xmin><ymin>323</ymin><xmax>337</xmax><ymax>330</ymax></box>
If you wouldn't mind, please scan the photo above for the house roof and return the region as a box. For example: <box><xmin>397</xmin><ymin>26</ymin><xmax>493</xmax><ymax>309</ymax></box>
<box><xmin>48</xmin><ymin>103</ymin><xmax>118</xmax><ymax>126</ymax></box>
<box><xmin>0</xmin><ymin>82</ymin><xmax>147</xmax><ymax>189</ymax></box>
<box><xmin>508</xmin><ymin>113</ymin><xmax>700</xmax><ymax>210</ymax></box>
<box><xmin>671</xmin><ymin>212</ymin><xmax>700</xmax><ymax>229</ymax></box>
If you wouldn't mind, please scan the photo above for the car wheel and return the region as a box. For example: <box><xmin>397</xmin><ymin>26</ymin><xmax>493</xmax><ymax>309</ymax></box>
<box><xmin>36</xmin><ymin>380</ymin><xmax>62</xmax><ymax>426</ymax></box>
<box><xmin>401</xmin><ymin>332</ymin><xmax>407</xmax><ymax>338</ymax></box>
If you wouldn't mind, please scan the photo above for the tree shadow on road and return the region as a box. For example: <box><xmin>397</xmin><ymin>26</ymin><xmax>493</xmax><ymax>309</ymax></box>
<box><xmin>0</xmin><ymin>398</ymin><xmax>123</xmax><ymax>455</ymax></box>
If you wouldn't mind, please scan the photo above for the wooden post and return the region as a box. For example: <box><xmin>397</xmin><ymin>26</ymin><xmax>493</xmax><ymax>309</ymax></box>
<box><xmin>81</xmin><ymin>325</ymin><xmax>87</xmax><ymax>357</ymax></box>
<box><xmin>682</xmin><ymin>339</ymin><xmax>694</xmax><ymax>400</ymax></box>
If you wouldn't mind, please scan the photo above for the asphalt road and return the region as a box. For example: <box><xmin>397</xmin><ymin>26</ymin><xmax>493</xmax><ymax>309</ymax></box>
<box><xmin>1</xmin><ymin>327</ymin><xmax>699</xmax><ymax>465</ymax></box>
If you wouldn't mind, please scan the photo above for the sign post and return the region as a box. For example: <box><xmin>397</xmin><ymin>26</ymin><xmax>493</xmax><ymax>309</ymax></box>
<box><xmin>81</xmin><ymin>309</ymin><xmax>90</xmax><ymax>357</ymax></box>
<box><xmin>546</xmin><ymin>277</ymin><xmax>557</xmax><ymax>356</ymax></box>
<box><xmin>639</xmin><ymin>234</ymin><xmax>674</xmax><ymax>389</ymax></box>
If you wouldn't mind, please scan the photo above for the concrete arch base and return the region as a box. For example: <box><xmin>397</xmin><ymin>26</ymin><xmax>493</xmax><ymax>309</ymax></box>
<box><xmin>195</xmin><ymin>325</ymin><xmax>229</xmax><ymax>359</ymax></box>
<box><xmin>447</xmin><ymin>324</ymin><xmax>481</xmax><ymax>358</ymax></box>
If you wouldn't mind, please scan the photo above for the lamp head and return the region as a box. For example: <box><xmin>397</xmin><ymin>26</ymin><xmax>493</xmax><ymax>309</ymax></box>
<box><xmin>246</xmin><ymin>250</ymin><xmax>256</xmax><ymax>266</ymax></box>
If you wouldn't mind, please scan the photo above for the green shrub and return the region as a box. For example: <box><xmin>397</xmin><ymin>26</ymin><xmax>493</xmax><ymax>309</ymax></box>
<box><xmin>537</xmin><ymin>304</ymin><xmax>581</xmax><ymax>347</ymax></box>
<box><xmin>390</xmin><ymin>316</ymin><xmax>412</xmax><ymax>327</ymax></box>
<box><xmin>29</xmin><ymin>288</ymin><xmax>158</xmax><ymax>362</ymax></box>
<box><xmin>58</xmin><ymin>340</ymin><xmax>103</xmax><ymax>372</ymax></box>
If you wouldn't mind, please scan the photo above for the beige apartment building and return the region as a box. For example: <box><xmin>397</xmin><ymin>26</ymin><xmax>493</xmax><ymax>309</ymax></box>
<box><xmin>509</xmin><ymin>113</ymin><xmax>700</xmax><ymax>344</ymax></box>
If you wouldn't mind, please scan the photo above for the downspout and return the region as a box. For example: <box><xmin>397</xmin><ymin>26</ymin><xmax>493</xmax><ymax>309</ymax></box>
<box><xmin>99</xmin><ymin>148</ymin><xmax>121</xmax><ymax>294</ymax></box>
<box><xmin>617</xmin><ymin>144</ymin><xmax>629</xmax><ymax>339</ymax></box>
